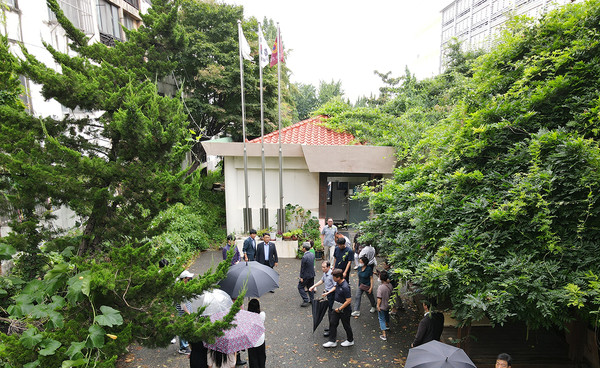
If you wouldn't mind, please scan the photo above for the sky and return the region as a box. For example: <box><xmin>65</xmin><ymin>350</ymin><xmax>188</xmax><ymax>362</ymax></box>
<box><xmin>225</xmin><ymin>0</ymin><xmax>452</xmax><ymax>102</ymax></box>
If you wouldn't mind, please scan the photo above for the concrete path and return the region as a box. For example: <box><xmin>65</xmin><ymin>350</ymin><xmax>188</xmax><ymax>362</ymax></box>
<box><xmin>116</xmin><ymin>250</ymin><xmax>419</xmax><ymax>368</ymax></box>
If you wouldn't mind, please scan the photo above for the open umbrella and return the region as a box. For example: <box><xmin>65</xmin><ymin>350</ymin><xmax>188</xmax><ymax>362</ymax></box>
<box><xmin>405</xmin><ymin>340</ymin><xmax>477</xmax><ymax>368</ymax></box>
<box><xmin>217</xmin><ymin>261</ymin><xmax>279</xmax><ymax>298</ymax></box>
<box><xmin>191</xmin><ymin>289</ymin><xmax>233</xmax><ymax>316</ymax></box>
<box><xmin>312</xmin><ymin>298</ymin><xmax>329</xmax><ymax>332</ymax></box>
<box><xmin>203</xmin><ymin>309</ymin><xmax>265</xmax><ymax>354</ymax></box>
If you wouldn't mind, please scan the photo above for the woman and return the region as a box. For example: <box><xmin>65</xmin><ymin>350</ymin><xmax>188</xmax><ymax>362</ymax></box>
<box><xmin>189</xmin><ymin>341</ymin><xmax>208</xmax><ymax>368</ymax></box>
<box><xmin>207</xmin><ymin>349</ymin><xmax>236</xmax><ymax>368</ymax></box>
<box><xmin>351</xmin><ymin>256</ymin><xmax>376</xmax><ymax>317</ymax></box>
<box><xmin>247</xmin><ymin>299</ymin><xmax>266</xmax><ymax>368</ymax></box>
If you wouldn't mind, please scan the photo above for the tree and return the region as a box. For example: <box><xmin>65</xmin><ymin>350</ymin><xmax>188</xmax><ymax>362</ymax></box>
<box><xmin>174</xmin><ymin>1</ymin><xmax>295</xmax><ymax>152</ymax></box>
<box><xmin>357</xmin><ymin>1</ymin><xmax>600</xmax><ymax>330</ymax></box>
<box><xmin>291</xmin><ymin>82</ymin><xmax>318</xmax><ymax>121</ymax></box>
<box><xmin>0</xmin><ymin>1</ymin><xmax>241</xmax><ymax>366</ymax></box>
<box><xmin>317</xmin><ymin>79</ymin><xmax>344</xmax><ymax>106</ymax></box>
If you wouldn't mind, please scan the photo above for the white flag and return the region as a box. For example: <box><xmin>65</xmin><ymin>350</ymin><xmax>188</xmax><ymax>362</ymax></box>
<box><xmin>239</xmin><ymin>26</ymin><xmax>252</xmax><ymax>61</ymax></box>
<box><xmin>258</xmin><ymin>29</ymin><xmax>271</xmax><ymax>68</ymax></box>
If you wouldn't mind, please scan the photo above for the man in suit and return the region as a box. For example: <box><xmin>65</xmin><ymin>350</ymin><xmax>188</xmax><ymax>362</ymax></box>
<box><xmin>298</xmin><ymin>243</ymin><xmax>316</xmax><ymax>307</ymax></box>
<box><xmin>256</xmin><ymin>233</ymin><xmax>278</xmax><ymax>268</ymax></box>
<box><xmin>411</xmin><ymin>300</ymin><xmax>444</xmax><ymax>347</ymax></box>
<box><xmin>242</xmin><ymin>229</ymin><xmax>258</xmax><ymax>262</ymax></box>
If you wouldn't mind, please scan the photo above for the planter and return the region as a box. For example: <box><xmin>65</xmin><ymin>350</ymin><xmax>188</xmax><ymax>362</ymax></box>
<box><xmin>283</xmin><ymin>236</ymin><xmax>291</xmax><ymax>240</ymax></box>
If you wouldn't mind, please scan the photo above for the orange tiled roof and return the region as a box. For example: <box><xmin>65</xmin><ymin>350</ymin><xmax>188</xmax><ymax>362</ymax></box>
<box><xmin>248</xmin><ymin>116</ymin><xmax>359</xmax><ymax>145</ymax></box>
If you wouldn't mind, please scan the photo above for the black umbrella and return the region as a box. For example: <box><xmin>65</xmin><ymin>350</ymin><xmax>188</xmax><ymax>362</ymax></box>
<box><xmin>405</xmin><ymin>340</ymin><xmax>477</xmax><ymax>368</ymax></box>
<box><xmin>311</xmin><ymin>298</ymin><xmax>329</xmax><ymax>332</ymax></box>
<box><xmin>217</xmin><ymin>261</ymin><xmax>279</xmax><ymax>298</ymax></box>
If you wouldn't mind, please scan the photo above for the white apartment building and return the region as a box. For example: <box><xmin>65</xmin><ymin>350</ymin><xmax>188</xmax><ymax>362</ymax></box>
<box><xmin>1</xmin><ymin>0</ymin><xmax>150</xmax><ymax>118</ymax></box>
<box><xmin>440</xmin><ymin>0</ymin><xmax>580</xmax><ymax>69</ymax></box>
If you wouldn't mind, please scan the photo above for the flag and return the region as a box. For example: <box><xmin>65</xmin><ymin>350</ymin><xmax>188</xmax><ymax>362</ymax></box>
<box><xmin>239</xmin><ymin>25</ymin><xmax>252</xmax><ymax>61</ymax></box>
<box><xmin>258</xmin><ymin>29</ymin><xmax>271</xmax><ymax>68</ymax></box>
<box><xmin>270</xmin><ymin>35</ymin><xmax>284</xmax><ymax>67</ymax></box>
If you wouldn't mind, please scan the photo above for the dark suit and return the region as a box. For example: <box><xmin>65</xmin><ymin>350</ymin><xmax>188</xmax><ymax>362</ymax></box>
<box><xmin>298</xmin><ymin>251</ymin><xmax>316</xmax><ymax>303</ymax></box>
<box><xmin>242</xmin><ymin>236</ymin><xmax>257</xmax><ymax>261</ymax></box>
<box><xmin>412</xmin><ymin>311</ymin><xmax>444</xmax><ymax>347</ymax></box>
<box><xmin>255</xmin><ymin>241</ymin><xmax>278</xmax><ymax>268</ymax></box>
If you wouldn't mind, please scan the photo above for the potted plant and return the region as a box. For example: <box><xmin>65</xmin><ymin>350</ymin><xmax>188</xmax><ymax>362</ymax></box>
<box><xmin>290</xmin><ymin>229</ymin><xmax>302</xmax><ymax>241</ymax></box>
<box><xmin>282</xmin><ymin>231</ymin><xmax>292</xmax><ymax>240</ymax></box>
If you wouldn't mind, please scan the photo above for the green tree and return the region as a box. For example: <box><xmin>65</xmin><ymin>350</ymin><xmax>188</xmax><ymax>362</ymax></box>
<box><xmin>175</xmin><ymin>2</ymin><xmax>294</xmax><ymax>150</ymax></box>
<box><xmin>358</xmin><ymin>1</ymin><xmax>600</xmax><ymax>331</ymax></box>
<box><xmin>291</xmin><ymin>82</ymin><xmax>318</xmax><ymax>121</ymax></box>
<box><xmin>317</xmin><ymin>79</ymin><xmax>344</xmax><ymax>106</ymax></box>
<box><xmin>0</xmin><ymin>1</ymin><xmax>240</xmax><ymax>366</ymax></box>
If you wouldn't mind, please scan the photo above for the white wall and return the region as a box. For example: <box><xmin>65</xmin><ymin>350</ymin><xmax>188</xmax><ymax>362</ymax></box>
<box><xmin>224</xmin><ymin>156</ymin><xmax>319</xmax><ymax>234</ymax></box>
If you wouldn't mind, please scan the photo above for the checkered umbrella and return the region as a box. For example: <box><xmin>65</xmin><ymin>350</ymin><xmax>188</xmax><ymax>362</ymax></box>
<box><xmin>203</xmin><ymin>309</ymin><xmax>265</xmax><ymax>354</ymax></box>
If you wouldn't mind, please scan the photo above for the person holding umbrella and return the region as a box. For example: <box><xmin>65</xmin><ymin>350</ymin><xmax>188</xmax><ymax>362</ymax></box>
<box><xmin>322</xmin><ymin>268</ymin><xmax>354</xmax><ymax>348</ymax></box>
<box><xmin>207</xmin><ymin>349</ymin><xmax>236</xmax><ymax>368</ymax></box>
<box><xmin>176</xmin><ymin>270</ymin><xmax>194</xmax><ymax>355</ymax></box>
<box><xmin>309</xmin><ymin>261</ymin><xmax>336</xmax><ymax>337</ymax></box>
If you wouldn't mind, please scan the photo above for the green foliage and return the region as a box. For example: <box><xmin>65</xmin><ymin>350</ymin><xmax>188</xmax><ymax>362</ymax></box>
<box><xmin>175</xmin><ymin>1</ymin><xmax>295</xmax><ymax>142</ymax></box>
<box><xmin>0</xmin><ymin>1</ymin><xmax>233</xmax><ymax>367</ymax></box>
<box><xmin>357</xmin><ymin>1</ymin><xmax>600</xmax><ymax>329</ymax></box>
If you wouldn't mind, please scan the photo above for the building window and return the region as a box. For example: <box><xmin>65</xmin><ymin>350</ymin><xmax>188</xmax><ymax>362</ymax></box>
<box><xmin>122</xmin><ymin>12</ymin><xmax>136</xmax><ymax>31</ymax></box>
<box><xmin>4</xmin><ymin>0</ymin><xmax>16</xmax><ymax>8</ymax></box>
<box><xmin>123</xmin><ymin>0</ymin><xmax>138</xmax><ymax>9</ymax></box>
<box><xmin>18</xmin><ymin>75</ymin><xmax>32</xmax><ymax>114</ymax></box>
<box><xmin>97</xmin><ymin>0</ymin><xmax>121</xmax><ymax>46</ymax></box>
<box><xmin>48</xmin><ymin>0</ymin><xmax>94</xmax><ymax>35</ymax></box>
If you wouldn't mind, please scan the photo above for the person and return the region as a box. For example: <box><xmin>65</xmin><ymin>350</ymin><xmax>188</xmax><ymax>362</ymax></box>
<box><xmin>358</xmin><ymin>242</ymin><xmax>377</xmax><ymax>268</ymax></box>
<box><xmin>298</xmin><ymin>243</ymin><xmax>316</xmax><ymax>307</ymax></box>
<box><xmin>352</xmin><ymin>232</ymin><xmax>364</xmax><ymax>270</ymax></box>
<box><xmin>255</xmin><ymin>233</ymin><xmax>278</xmax><ymax>268</ymax></box>
<box><xmin>189</xmin><ymin>341</ymin><xmax>208</xmax><ymax>368</ymax></box>
<box><xmin>320</xmin><ymin>218</ymin><xmax>337</xmax><ymax>262</ymax></box>
<box><xmin>376</xmin><ymin>270</ymin><xmax>393</xmax><ymax>341</ymax></box>
<box><xmin>247</xmin><ymin>299</ymin><xmax>266</xmax><ymax>368</ymax></box>
<box><xmin>332</xmin><ymin>236</ymin><xmax>354</xmax><ymax>283</ymax></box>
<box><xmin>309</xmin><ymin>261</ymin><xmax>336</xmax><ymax>337</ymax></box>
<box><xmin>222</xmin><ymin>235</ymin><xmax>241</xmax><ymax>265</ymax></box>
<box><xmin>495</xmin><ymin>353</ymin><xmax>512</xmax><ymax>368</ymax></box>
<box><xmin>242</xmin><ymin>229</ymin><xmax>258</xmax><ymax>262</ymax></box>
<box><xmin>322</xmin><ymin>268</ymin><xmax>354</xmax><ymax>348</ymax></box>
<box><xmin>351</xmin><ymin>256</ymin><xmax>376</xmax><ymax>318</ymax></box>
<box><xmin>411</xmin><ymin>300</ymin><xmax>444</xmax><ymax>347</ymax></box>
<box><xmin>159</xmin><ymin>259</ymin><xmax>178</xmax><ymax>345</ymax></box>
<box><xmin>176</xmin><ymin>270</ymin><xmax>194</xmax><ymax>355</ymax></box>
<box><xmin>307</xmin><ymin>240</ymin><xmax>316</xmax><ymax>264</ymax></box>
<box><xmin>207</xmin><ymin>349</ymin><xmax>236</xmax><ymax>368</ymax></box>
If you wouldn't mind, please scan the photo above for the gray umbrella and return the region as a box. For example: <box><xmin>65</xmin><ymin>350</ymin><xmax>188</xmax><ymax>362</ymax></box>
<box><xmin>217</xmin><ymin>261</ymin><xmax>279</xmax><ymax>298</ymax></box>
<box><xmin>405</xmin><ymin>340</ymin><xmax>477</xmax><ymax>368</ymax></box>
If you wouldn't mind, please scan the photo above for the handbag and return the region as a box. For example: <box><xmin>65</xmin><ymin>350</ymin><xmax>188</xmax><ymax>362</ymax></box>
<box><xmin>359</xmin><ymin>283</ymin><xmax>370</xmax><ymax>292</ymax></box>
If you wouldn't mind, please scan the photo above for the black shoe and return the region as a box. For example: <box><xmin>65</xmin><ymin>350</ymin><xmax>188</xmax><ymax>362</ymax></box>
<box><xmin>323</xmin><ymin>331</ymin><xmax>330</xmax><ymax>337</ymax></box>
<box><xmin>301</xmin><ymin>302</ymin><xmax>310</xmax><ymax>307</ymax></box>
<box><xmin>269</xmin><ymin>290</ymin><xmax>275</xmax><ymax>293</ymax></box>
<box><xmin>236</xmin><ymin>359</ymin><xmax>247</xmax><ymax>365</ymax></box>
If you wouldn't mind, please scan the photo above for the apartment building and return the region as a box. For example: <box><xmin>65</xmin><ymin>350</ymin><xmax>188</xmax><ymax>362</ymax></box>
<box><xmin>440</xmin><ymin>0</ymin><xmax>580</xmax><ymax>69</ymax></box>
<box><xmin>1</xmin><ymin>0</ymin><xmax>150</xmax><ymax>118</ymax></box>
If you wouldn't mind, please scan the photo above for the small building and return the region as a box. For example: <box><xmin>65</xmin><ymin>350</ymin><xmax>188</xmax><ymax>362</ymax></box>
<box><xmin>202</xmin><ymin>116</ymin><xmax>397</xmax><ymax>236</ymax></box>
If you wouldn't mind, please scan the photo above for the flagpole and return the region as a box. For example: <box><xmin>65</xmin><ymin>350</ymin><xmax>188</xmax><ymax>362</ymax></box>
<box><xmin>238</xmin><ymin>20</ymin><xmax>251</xmax><ymax>233</ymax></box>
<box><xmin>258</xmin><ymin>22</ymin><xmax>268</xmax><ymax>231</ymax></box>
<box><xmin>276</xmin><ymin>23</ymin><xmax>285</xmax><ymax>234</ymax></box>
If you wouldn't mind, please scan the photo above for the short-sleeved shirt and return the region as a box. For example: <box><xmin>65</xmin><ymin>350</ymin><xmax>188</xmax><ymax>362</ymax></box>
<box><xmin>321</xmin><ymin>225</ymin><xmax>337</xmax><ymax>247</ymax></box>
<box><xmin>377</xmin><ymin>282</ymin><xmax>394</xmax><ymax>311</ymax></box>
<box><xmin>334</xmin><ymin>279</ymin><xmax>352</xmax><ymax>304</ymax></box>
<box><xmin>357</xmin><ymin>264</ymin><xmax>374</xmax><ymax>287</ymax></box>
<box><xmin>321</xmin><ymin>269</ymin><xmax>335</xmax><ymax>292</ymax></box>
<box><xmin>333</xmin><ymin>246</ymin><xmax>354</xmax><ymax>271</ymax></box>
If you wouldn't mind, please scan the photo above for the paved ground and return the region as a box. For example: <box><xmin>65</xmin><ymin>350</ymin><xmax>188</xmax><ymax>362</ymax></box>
<box><xmin>116</xmin><ymin>250</ymin><xmax>420</xmax><ymax>368</ymax></box>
